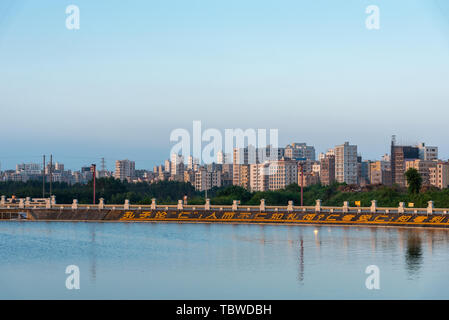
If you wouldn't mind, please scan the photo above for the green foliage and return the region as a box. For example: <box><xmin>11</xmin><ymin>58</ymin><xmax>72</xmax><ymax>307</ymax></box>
<box><xmin>405</xmin><ymin>168</ymin><xmax>422</xmax><ymax>194</ymax></box>
<box><xmin>1</xmin><ymin>179</ymin><xmax>449</xmax><ymax>208</ymax></box>
<box><xmin>0</xmin><ymin>178</ymin><xmax>196</xmax><ymax>205</ymax></box>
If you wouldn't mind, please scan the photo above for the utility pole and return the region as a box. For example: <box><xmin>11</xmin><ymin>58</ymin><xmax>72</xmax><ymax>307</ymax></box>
<box><xmin>299</xmin><ymin>163</ymin><xmax>304</xmax><ymax>206</ymax></box>
<box><xmin>91</xmin><ymin>164</ymin><xmax>96</xmax><ymax>204</ymax></box>
<box><xmin>49</xmin><ymin>154</ymin><xmax>53</xmax><ymax>197</ymax></box>
<box><xmin>42</xmin><ymin>155</ymin><xmax>46</xmax><ymax>198</ymax></box>
<box><xmin>101</xmin><ymin>157</ymin><xmax>106</xmax><ymax>174</ymax></box>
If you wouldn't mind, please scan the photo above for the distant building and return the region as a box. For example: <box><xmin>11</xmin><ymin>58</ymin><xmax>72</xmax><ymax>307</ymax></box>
<box><xmin>184</xmin><ymin>169</ymin><xmax>195</xmax><ymax>185</ymax></box>
<box><xmin>369</xmin><ymin>161</ymin><xmax>392</xmax><ymax>185</ymax></box>
<box><xmin>194</xmin><ymin>168</ymin><xmax>221</xmax><ymax>191</ymax></box>
<box><xmin>221</xmin><ymin>163</ymin><xmax>233</xmax><ymax>187</ymax></box>
<box><xmin>418</xmin><ymin>143</ymin><xmax>438</xmax><ymax>161</ymax></box>
<box><xmin>217</xmin><ymin>151</ymin><xmax>231</xmax><ymax>164</ymax></box>
<box><xmin>335</xmin><ymin>142</ymin><xmax>358</xmax><ymax>185</ymax></box>
<box><xmin>187</xmin><ymin>156</ymin><xmax>199</xmax><ymax>170</ymax></box>
<box><xmin>298</xmin><ymin>170</ymin><xmax>320</xmax><ymax>187</ymax></box>
<box><xmin>170</xmin><ymin>153</ymin><xmax>184</xmax><ymax>181</ymax></box>
<box><xmin>429</xmin><ymin>162</ymin><xmax>449</xmax><ymax>189</ymax></box>
<box><xmin>233</xmin><ymin>164</ymin><xmax>250</xmax><ymax>189</ymax></box>
<box><xmin>285</xmin><ymin>143</ymin><xmax>315</xmax><ymax>161</ymax></box>
<box><xmin>267</xmin><ymin>159</ymin><xmax>298</xmax><ymax>190</ymax></box>
<box><xmin>360</xmin><ymin>159</ymin><xmax>371</xmax><ymax>186</ymax></box>
<box><xmin>114</xmin><ymin>160</ymin><xmax>135</xmax><ymax>181</ymax></box>
<box><xmin>16</xmin><ymin>163</ymin><xmax>41</xmax><ymax>175</ymax></box>
<box><xmin>405</xmin><ymin>159</ymin><xmax>437</xmax><ymax>186</ymax></box>
<box><xmin>320</xmin><ymin>155</ymin><xmax>335</xmax><ymax>186</ymax></box>
<box><xmin>249</xmin><ymin>163</ymin><xmax>269</xmax><ymax>192</ymax></box>
<box><xmin>391</xmin><ymin>140</ymin><xmax>419</xmax><ymax>187</ymax></box>
<box><xmin>164</xmin><ymin>160</ymin><xmax>171</xmax><ymax>173</ymax></box>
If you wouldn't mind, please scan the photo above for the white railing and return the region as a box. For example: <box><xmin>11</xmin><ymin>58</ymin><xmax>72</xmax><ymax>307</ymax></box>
<box><xmin>0</xmin><ymin>196</ymin><xmax>447</xmax><ymax>215</ymax></box>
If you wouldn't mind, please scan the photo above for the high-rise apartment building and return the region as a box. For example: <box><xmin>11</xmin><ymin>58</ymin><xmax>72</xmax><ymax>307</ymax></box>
<box><xmin>249</xmin><ymin>163</ymin><xmax>270</xmax><ymax>192</ymax></box>
<box><xmin>418</xmin><ymin>143</ymin><xmax>438</xmax><ymax>161</ymax></box>
<box><xmin>164</xmin><ymin>160</ymin><xmax>171</xmax><ymax>173</ymax></box>
<box><xmin>233</xmin><ymin>164</ymin><xmax>250</xmax><ymax>189</ymax></box>
<box><xmin>320</xmin><ymin>154</ymin><xmax>335</xmax><ymax>186</ymax></box>
<box><xmin>267</xmin><ymin>159</ymin><xmax>298</xmax><ymax>190</ymax></box>
<box><xmin>114</xmin><ymin>160</ymin><xmax>135</xmax><ymax>181</ymax></box>
<box><xmin>187</xmin><ymin>156</ymin><xmax>199</xmax><ymax>170</ymax></box>
<box><xmin>170</xmin><ymin>153</ymin><xmax>184</xmax><ymax>180</ymax></box>
<box><xmin>334</xmin><ymin>142</ymin><xmax>358</xmax><ymax>185</ymax></box>
<box><xmin>369</xmin><ymin>161</ymin><xmax>392</xmax><ymax>185</ymax></box>
<box><xmin>405</xmin><ymin>159</ymin><xmax>437</xmax><ymax>186</ymax></box>
<box><xmin>16</xmin><ymin>163</ymin><xmax>41</xmax><ymax>175</ymax></box>
<box><xmin>429</xmin><ymin>162</ymin><xmax>449</xmax><ymax>189</ymax></box>
<box><xmin>391</xmin><ymin>140</ymin><xmax>419</xmax><ymax>187</ymax></box>
<box><xmin>285</xmin><ymin>143</ymin><xmax>315</xmax><ymax>161</ymax></box>
<box><xmin>217</xmin><ymin>151</ymin><xmax>232</xmax><ymax>164</ymax></box>
<box><xmin>194</xmin><ymin>168</ymin><xmax>222</xmax><ymax>191</ymax></box>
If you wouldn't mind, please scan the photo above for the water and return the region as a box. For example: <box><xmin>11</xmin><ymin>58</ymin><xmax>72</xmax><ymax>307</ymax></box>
<box><xmin>1</xmin><ymin>221</ymin><xmax>449</xmax><ymax>299</ymax></box>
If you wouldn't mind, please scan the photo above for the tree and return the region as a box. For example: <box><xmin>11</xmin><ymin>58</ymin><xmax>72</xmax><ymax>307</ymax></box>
<box><xmin>405</xmin><ymin>168</ymin><xmax>422</xmax><ymax>194</ymax></box>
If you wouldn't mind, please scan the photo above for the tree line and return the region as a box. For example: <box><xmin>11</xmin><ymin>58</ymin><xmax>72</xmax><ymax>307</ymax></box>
<box><xmin>1</xmin><ymin>170</ymin><xmax>449</xmax><ymax>208</ymax></box>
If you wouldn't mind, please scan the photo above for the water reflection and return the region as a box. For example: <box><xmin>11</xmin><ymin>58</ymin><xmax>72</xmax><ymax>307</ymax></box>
<box><xmin>3</xmin><ymin>222</ymin><xmax>449</xmax><ymax>299</ymax></box>
<box><xmin>405</xmin><ymin>231</ymin><xmax>423</xmax><ymax>279</ymax></box>
<box><xmin>298</xmin><ymin>237</ymin><xmax>304</xmax><ymax>284</ymax></box>
<box><xmin>89</xmin><ymin>223</ymin><xmax>97</xmax><ymax>283</ymax></box>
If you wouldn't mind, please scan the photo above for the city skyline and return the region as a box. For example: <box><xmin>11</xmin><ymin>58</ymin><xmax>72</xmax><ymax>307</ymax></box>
<box><xmin>0</xmin><ymin>136</ymin><xmax>443</xmax><ymax>172</ymax></box>
<box><xmin>3</xmin><ymin>138</ymin><xmax>447</xmax><ymax>193</ymax></box>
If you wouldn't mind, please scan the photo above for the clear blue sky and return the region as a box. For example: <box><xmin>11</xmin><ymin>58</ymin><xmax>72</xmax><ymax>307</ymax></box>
<box><xmin>1</xmin><ymin>0</ymin><xmax>449</xmax><ymax>170</ymax></box>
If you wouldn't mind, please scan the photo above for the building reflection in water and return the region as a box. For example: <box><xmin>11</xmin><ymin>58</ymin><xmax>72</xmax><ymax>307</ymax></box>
<box><xmin>298</xmin><ymin>236</ymin><xmax>304</xmax><ymax>284</ymax></box>
<box><xmin>425</xmin><ymin>230</ymin><xmax>433</xmax><ymax>256</ymax></box>
<box><xmin>89</xmin><ymin>223</ymin><xmax>97</xmax><ymax>283</ymax></box>
<box><xmin>405</xmin><ymin>230</ymin><xmax>423</xmax><ymax>279</ymax></box>
<box><xmin>370</xmin><ymin>228</ymin><xmax>377</xmax><ymax>254</ymax></box>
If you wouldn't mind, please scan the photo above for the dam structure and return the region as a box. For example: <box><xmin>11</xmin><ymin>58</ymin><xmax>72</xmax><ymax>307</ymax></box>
<box><xmin>2</xmin><ymin>195</ymin><xmax>449</xmax><ymax>228</ymax></box>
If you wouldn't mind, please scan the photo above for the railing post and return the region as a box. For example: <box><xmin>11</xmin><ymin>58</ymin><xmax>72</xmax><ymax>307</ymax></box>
<box><xmin>124</xmin><ymin>199</ymin><xmax>130</xmax><ymax>210</ymax></box>
<box><xmin>19</xmin><ymin>199</ymin><xmax>25</xmax><ymax>208</ymax></box>
<box><xmin>342</xmin><ymin>201</ymin><xmax>349</xmax><ymax>213</ymax></box>
<box><xmin>232</xmin><ymin>200</ymin><xmax>238</xmax><ymax>211</ymax></box>
<box><xmin>260</xmin><ymin>199</ymin><xmax>265</xmax><ymax>211</ymax></box>
<box><xmin>370</xmin><ymin>200</ymin><xmax>377</xmax><ymax>213</ymax></box>
<box><xmin>72</xmin><ymin>199</ymin><xmax>78</xmax><ymax>209</ymax></box>
<box><xmin>287</xmin><ymin>200</ymin><xmax>293</xmax><ymax>212</ymax></box>
<box><xmin>205</xmin><ymin>198</ymin><xmax>210</xmax><ymax>210</ymax></box>
<box><xmin>427</xmin><ymin>201</ymin><xmax>434</xmax><ymax>214</ymax></box>
<box><xmin>177</xmin><ymin>200</ymin><xmax>183</xmax><ymax>210</ymax></box>
<box><xmin>0</xmin><ymin>195</ymin><xmax>5</xmax><ymax>206</ymax></box>
<box><xmin>398</xmin><ymin>202</ymin><xmax>405</xmax><ymax>214</ymax></box>
<box><xmin>51</xmin><ymin>195</ymin><xmax>56</xmax><ymax>205</ymax></box>
<box><xmin>151</xmin><ymin>198</ymin><xmax>156</xmax><ymax>210</ymax></box>
<box><xmin>99</xmin><ymin>198</ymin><xmax>104</xmax><ymax>209</ymax></box>
<box><xmin>45</xmin><ymin>198</ymin><xmax>51</xmax><ymax>209</ymax></box>
<box><xmin>25</xmin><ymin>197</ymin><xmax>31</xmax><ymax>206</ymax></box>
<box><xmin>315</xmin><ymin>199</ymin><xmax>321</xmax><ymax>213</ymax></box>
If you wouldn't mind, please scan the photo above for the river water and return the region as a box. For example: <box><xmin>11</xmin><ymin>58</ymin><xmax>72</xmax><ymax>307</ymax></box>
<box><xmin>1</xmin><ymin>221</ymin><xmax>448</xmax><ymax>299</ymax></box>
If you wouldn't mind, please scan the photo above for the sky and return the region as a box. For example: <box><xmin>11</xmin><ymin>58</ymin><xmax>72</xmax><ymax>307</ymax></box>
<box><xmin>0</xmin><ymin>0</ymin><xmax>449</xmax><ymax>170</ymax></box>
